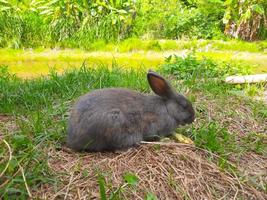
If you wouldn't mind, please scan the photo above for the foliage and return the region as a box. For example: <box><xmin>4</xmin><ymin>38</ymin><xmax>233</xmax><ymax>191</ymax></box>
<box><xmin>38</xmin><ymin>0</ymin><xmax>136</xmax><ymax>42</ymax></box>
<box><xmin>130</xmin><ymin>0</ymin><xmax>225</xmax><ymax>39</ymax></box>
<box><xmin>0</xmin><ymin>0</ymin><xmax>137</xmax><ymax>48</ymax></box>
<box><xmin>191</xmin><ymin>122</ymin><xmax>236</xmax><ymax>156</ymax></box>
<box><xmin>223</xmin><ymin>0</ymin><xmax>267</xmax><ymax>40</ymax></box>
<box><xmin>97</xmin><ymin>172</ymin><xmax>141</xmax><ymax>199</ymax></box>
<box><xmin>160</xmin><ymin>53</ymin><xmax>252</xmax><ymax>81</ymax></box>
<box><xmin>1</xmin><ymin>0</ymin><xmax>265</xmax><ymax>48</ymax></box>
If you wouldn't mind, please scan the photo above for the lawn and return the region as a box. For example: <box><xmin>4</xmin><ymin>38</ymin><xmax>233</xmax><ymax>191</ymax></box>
<box><xmin>0</xmin><ymin>49</ymin><xmax>266</xmax><ymax>199</ymax></box>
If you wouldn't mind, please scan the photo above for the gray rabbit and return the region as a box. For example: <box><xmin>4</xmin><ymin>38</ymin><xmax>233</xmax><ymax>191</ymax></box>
<box><xmin>67</xmin><ymin>70</ymin><xmax>195</xmax><ymax>152</ymax></box>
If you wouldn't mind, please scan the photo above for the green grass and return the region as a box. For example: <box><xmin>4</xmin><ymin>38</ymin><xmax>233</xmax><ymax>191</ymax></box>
<box><xmin>1</xmin><ymin>39</ymin><xmax>267</xmax><ymax>78</ymax></box>
<box><xmin>210</xmin><ymin>40</ymin><xmax>267</xmax><ymax>52</ymax></box>
<box><xmin>0</xmin><ymin>65</ymin><xmax>148</xmax><ymax>113</ymax></box>
<box><xmin>0</xmin><ymin>48</ymin><xmax>164</xmax><ymax>78</ymax></box>
<box><xmin>2</xmin><ymin>39</ymin><xmax>266</xmax><ymax>53</ymax></box>
<box><xmin>79</xmin><ymin>39</ymin><xmax>267</xmax><ymax>53</ymax></box>
<box><xmin>97</xmin><ymin>172</ymin><xmax>139</xmax><ymax>200</ymax></box>
<box><xmin>0</xmin><ymin>56</ymin><xmax>266</xmax><ymax>198</ymax></box>
<box><xmin>0</xmin><ymin>65</ymin><xmax>149</xmax><ymax>199</ymax></box>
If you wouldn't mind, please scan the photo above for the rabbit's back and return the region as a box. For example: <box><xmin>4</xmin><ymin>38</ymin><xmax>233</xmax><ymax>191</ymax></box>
<box><xmin>72</xmin><ymin>88</ymin><xmax>146</xmax><ymax>118</ymax></box>
<box><xmin>67</xmin><ymin>88</ymin><xmax>146</xmax><ymax>151</ymax></box>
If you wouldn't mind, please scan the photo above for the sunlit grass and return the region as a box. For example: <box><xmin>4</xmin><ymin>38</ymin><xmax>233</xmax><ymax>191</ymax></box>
<box><xmin>210</xmin><ymin>40</ymin><xmax>267</xmax><ymax>52</ymax></box>
<box><xmin>198</xmin><ymin>51</ymin><xmax>267</xmax><ymax>73</ymax></box>
<box><xmin>83</xmin><ymin>39</ymin><xmax>267</xmax><ymax>53</ymax></box>
<box><xmin>1</xmin><ymin>47</ymin><xmax>267</xmax><ymax>78</ymax></box>
<box><xmin>1</xmin><ymin>38</ymin><xmax>267</xmax><ymax>78</ymax></box>
<box><xmin>0</xmin><ymin>49</ymin><xmax>165</xmax><ymax>78</ymax></box>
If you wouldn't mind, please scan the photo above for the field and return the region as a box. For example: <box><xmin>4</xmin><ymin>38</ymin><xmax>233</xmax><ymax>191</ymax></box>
<box><xmin>1</xmin><ymin>39</ymin><xmax>267</xmax><ymax>78</ymax></box>
<box><xmin>1</xmin><ymin>42</ymin><xmax>267</xmax><ymax>199</ymax></box>
<box><xmin>1</xmin><ymin>0</ymin><xmax>267</xmax><ymax>199</ymax></box>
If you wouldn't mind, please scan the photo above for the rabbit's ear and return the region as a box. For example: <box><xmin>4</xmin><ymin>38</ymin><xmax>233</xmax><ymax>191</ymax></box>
<box><xmin>147</xmin><ymin>70</ymin><xmax>174</xmax><ymax>98</ymax></box>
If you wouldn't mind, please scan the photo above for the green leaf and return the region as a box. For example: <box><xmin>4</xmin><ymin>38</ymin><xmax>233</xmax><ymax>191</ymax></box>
<box><xmin>117</xmin><ymin>9</ymin><xmax>127</xmax><ymax>14</ymax></box>
<box><xmin>82</xmin><ymin>169</ymin><xmax>89</xmax><ymax>177</ymax></box>
<box><xmin>243</xmin><ymin>9</ymin><xmax>251</xmax><ymax>20</ymax></box>
<box><xmin>123</xmin><ymin>172</ymin><xmax>138</xmax><ymax>186</ymax></box>
<box><xmin>98</xmin><ymin>175</ymin><xmax>107</xmax><ymax>200</ymax></box>
<box><xmin>0</xmin><ymin>7</ymin><xmax>11</xmax><ymax>12</ymax></box>
<box><xmin>112</xmin><ymin>18</ymin><xmax>117</xmax><ymax>25</ymax></box>
<box><xmin>8</xmin><ymin>158</ymin><xmax>18</xmax><ymax>173</ymax></box>
<box><xmin>81</xmin><ymin>16</ymin><xmax>90</xmax><ymax>28</ymax></box>
<box><xmin>145</xmin><ymin>192</ymin><xmax>158</xmax><ymax>200</ymax></box>
<box><xmin>0</xmin><ymin>0</ymin><xmax>9</xmax><ymax>4</ymax></box>
<box><xmin>251</xmin><ymin>4</ymin><xmax>264</xmax><ymax>15</ymax></box>
<box><xmin>12</xmin><ymin>134</ymin><xmax>30</xmax><ymax>147</ymax></box>
<box><xmin>222</xmin><ymin>9</ymin><xmax>231</xmax><ymax>24</ymax></box>
<box><xmin>165</xmin><ymin>55</ymin><xmax>172</xmax><ymax>63</ymax></box>
<box><xmin>40</xmin><ymin>9</ymin><xmax>53</xmax><ymax>15</ymax></box>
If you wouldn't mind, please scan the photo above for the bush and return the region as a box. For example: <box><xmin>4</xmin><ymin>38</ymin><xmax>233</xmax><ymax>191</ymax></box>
<box><xmin>0</xmin><ymin>0</ymin><xmax>264</xmax><ymax>48</ymax></box>
<box><xmin>161</xmin><ymin>53</ymin><xmax>252</xmax><ymax>80</ymax></box>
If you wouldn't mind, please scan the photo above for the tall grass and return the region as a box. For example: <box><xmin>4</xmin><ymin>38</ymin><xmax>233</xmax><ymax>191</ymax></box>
<box><xmin>0</xmin><ymin>65</ymin><xmax>148</xmax><ymax>113</ymax></box>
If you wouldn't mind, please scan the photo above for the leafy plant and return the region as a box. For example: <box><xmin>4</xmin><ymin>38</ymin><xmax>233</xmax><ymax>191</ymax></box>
<box><xmin>97</xmin><ymin>172</ymin><xmax>139</xmax><ymax>200</ymax></box>
<box><xmin>145</xmin><ymin>192</ymin><xmax>158</xmax><ymax>200</ymax></box>
<box><xmin>191</xmin><ymin>122</ymin><xmax>237</xmax><ymax>156</ymax></box>
<box><xmin>161</xmin><ymin>53</ymin><xmax>251</xmax><ymax>81</ymax></box>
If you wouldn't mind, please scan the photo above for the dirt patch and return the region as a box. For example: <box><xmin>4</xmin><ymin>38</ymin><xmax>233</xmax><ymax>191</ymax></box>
<box><xmin>33</xmin><ymin>144</ymin><xmax>266</xmax><ymax>200</ymax></box>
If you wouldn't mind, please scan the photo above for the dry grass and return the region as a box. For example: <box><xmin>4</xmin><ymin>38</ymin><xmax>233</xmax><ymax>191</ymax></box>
<box><xmin>195</xmin><ymin>94</ymin><xmax>267</xmax><ymax>136</ymax></box>
<box><xmin>0</xmin><ymin>114</ymin><xmax>17</xmax><ymax>140</ymax></box>
<box><xmin>230</xmin><ymin>152</ymin><xmax>267</xmax><ymax>191</ymax></box>
<box><xmin>31</xmin><ymin>143</ymin><xmax>266</xmax><ymax>200</ymax></box>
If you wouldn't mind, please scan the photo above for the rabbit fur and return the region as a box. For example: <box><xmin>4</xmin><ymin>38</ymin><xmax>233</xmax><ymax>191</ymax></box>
<box><xmin>67</xmin><ymin>70</ymin><xmax>195</xmax><ymax>152</ymax></box>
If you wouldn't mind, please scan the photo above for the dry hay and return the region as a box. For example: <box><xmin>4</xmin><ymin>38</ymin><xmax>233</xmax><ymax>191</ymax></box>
<box><xmin>33</xmin><ymin>143</ymin><xmax>267</xmax><ymax>200</ymax></box>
